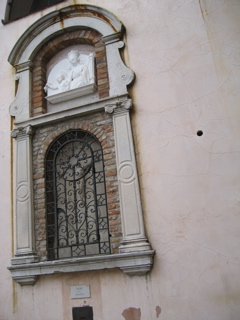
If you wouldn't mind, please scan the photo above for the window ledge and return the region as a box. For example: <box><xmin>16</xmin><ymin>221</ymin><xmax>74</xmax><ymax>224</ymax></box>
<box><xmin>8</xmin><ymin>250</ymin><xmax>155</xmax><ymax>285</ymax></box>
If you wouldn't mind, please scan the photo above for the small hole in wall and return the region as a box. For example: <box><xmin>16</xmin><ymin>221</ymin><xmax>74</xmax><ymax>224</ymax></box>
<box><xmin>197</xmin><ymin>130</ymin><xmax>203</xmax><ymax>136</ymax></box>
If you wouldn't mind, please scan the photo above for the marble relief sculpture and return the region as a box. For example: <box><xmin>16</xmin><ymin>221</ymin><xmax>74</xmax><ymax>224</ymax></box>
<box><xmin>44</xmin><ymin>50</ymin><xmax>95</xmax><ymax>97</ymax></box>
<box><xmin>44</xmin><ymin>72</ymin><xmax>70</xmax><ymax>93</ymax></box>
<box><xmin>67</xmin><ymin>50</ymin><xmax>91</xmax><ymax>89</ymax></box>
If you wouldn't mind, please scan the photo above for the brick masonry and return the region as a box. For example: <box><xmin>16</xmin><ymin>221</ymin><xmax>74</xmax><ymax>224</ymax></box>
<box><xmin>33</xmin><ymin>111</ymin><xmax>121</xmax><ymax>261</ymax></box>
<box><xmin>32</xmin><ymin>28</ymin><xmax>109</xmax><ymax>117</ymax></box>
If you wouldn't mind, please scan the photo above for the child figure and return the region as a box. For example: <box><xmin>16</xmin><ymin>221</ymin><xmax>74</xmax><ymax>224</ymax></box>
<box><xmin>44</xmin><ymin>72</ymin><xmax>70</xmax><ymax>95</ymax></box>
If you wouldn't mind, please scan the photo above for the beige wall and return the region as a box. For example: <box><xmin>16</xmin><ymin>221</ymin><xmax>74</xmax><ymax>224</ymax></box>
<box><xmin>0</xmin><ymin>0</ymin><xmax>239</xmax><ymax>319</ymax></box>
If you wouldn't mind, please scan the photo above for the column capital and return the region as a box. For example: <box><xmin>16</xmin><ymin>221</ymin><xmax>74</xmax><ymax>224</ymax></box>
<box><xmin>11</xmin><ymin>125</ymin><xmax>34</xmax><ymax>139</ymax></box>
<box><xmin>15</xmin><ymin>60</ymin><xmax>34</xmax><ymax>73</ymax></box>
<box><xmin>104</xmin><ymin>99</ymin><xmax>132</xmax><ymax>114</ymax></box>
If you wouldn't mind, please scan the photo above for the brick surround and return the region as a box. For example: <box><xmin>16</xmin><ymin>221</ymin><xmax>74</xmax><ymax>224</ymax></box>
<box><xmin>32</xmin><ymin>28</ymin><xmax>109</xmax><ymax>117</ymax></box>
<box><xmin>33</xmin><ymin>111</ymin><xmax>121</xmax><ymax>261</ymax></box>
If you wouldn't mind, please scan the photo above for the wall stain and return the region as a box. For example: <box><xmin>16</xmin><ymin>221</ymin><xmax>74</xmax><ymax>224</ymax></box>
<box><xmin>122</xmin><ymin>307</ymin><xmax>141</xmax><ymax>320</ymax></box>
<box><xmin>156</xmin><ymin>306</ymin><xmax>161</xmax><ymax>318</ymax></box>
<box><xmin>199</xmin><ymin>0</ymin><xmax>208</xmax><ymax>22</ymax></box>
<box><xmin>59</xmin><ymin>17</ymin><xmax>64</xmax><ymax>29</ymax></box>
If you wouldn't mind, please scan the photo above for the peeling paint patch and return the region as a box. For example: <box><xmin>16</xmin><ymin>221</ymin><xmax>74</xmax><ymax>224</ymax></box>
<box><xmin>156</xmin><ymin>306</ymin><xmax>161</xmax><ymax>318</ymax></box>
<box><xmin>122</xmin><ymin>307</ymin><xmax>141</xmax><ymax>320</ymax></box>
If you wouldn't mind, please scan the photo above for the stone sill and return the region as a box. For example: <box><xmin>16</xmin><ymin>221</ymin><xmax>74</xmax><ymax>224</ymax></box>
<box><xmin>8</xmin><ymin>250</ymin><xmax>155</xmax><ymax>285</ymax></box>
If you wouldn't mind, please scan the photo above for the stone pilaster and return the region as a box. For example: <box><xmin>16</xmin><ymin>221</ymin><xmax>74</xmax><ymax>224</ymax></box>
<box><xmin>105</xmin><ymin>99</ymin><xmax>152</xmax><ymax>253</ymax></box>
<box><xmin>11</xmin><ymin>125</ymin><xmax>38</xmax><ymax>265</ymax></box>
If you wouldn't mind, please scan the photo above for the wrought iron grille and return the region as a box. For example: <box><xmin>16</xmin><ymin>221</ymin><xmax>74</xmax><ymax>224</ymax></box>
<box><xmin>45</xmin><ymin>130</ymin><xmax>111</xmax><ymax>260</ymax></box>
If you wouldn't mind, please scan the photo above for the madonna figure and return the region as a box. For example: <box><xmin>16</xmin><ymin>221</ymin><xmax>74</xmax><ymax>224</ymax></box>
<box><xmin>67</xmin><ymin>50</ymin><xmax>90</xmax><ymax>89</ymax></box>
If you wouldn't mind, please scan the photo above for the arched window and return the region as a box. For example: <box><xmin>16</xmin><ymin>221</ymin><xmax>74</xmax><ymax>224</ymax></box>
<box><xmin>45</xmin><ymin>129</ymin><xmax>110</xmax><ymax>260</ymax></box>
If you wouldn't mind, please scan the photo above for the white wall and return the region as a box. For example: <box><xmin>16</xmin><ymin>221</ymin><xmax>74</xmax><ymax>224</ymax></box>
<box><xmin>0</xmin><ymin>0</ymin><xmax>239</xmax><ymax>319</ymax></box>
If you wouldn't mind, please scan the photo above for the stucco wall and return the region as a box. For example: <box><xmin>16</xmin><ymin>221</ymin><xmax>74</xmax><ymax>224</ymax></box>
<box><xmin>0</xmin><ymin>0</ymin><xmax>239</xmax><ymax>319</ymax></box>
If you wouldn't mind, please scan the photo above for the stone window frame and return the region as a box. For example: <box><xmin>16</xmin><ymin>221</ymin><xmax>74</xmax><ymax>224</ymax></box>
<box><xmin>8</xmin><ymin>4</ymin><xmax>154</xmax><ymax>286</ymax></box>
<box><xmin>33</xmin><ymin>112</ymin><xmax>121</xmax><ymax>261</ymax></box>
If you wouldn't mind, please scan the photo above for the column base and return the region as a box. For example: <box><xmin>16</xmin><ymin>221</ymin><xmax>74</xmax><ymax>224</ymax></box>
<box><xmin>12</xmin><ymin>275</ymin><xmax>38</xmax><ymax>286</ymax></box>
<box><xmin>11</xmin><ymin>253</ymin><xmax>39</xmax><ymax>265</ymax></box>
<box><xmin>119</xmin><ymin>239</ymin><xmax>152</xmax><ymax>253</ymax></box>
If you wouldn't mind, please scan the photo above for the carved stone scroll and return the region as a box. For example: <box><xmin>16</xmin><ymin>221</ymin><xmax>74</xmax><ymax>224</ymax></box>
<box><xmin>103</xmin><ymin>41</ymin><xmax>134</xmax><ymax>97</ymax></box>
<box><xmin>9</xmin><ymin>62</ymin><xmax>33</xmax><ymax>122</ymax></box>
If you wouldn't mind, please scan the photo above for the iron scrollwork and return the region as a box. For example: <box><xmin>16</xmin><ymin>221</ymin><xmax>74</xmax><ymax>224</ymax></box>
<box><xmin>45</xmin><ymin>130</ymin><xmax>110</xmax><ymax>260</ymax></box>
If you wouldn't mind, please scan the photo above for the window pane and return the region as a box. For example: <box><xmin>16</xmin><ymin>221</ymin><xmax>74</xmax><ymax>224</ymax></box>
<box><xmin>6</xmin><ymin>0</ymin><xmax>66</xmax><ymax>23</ymax></box>
<box><xmin>72</xmin><ymin>306</ymin><xmax>93</xmax><ymax>320</ymax></box>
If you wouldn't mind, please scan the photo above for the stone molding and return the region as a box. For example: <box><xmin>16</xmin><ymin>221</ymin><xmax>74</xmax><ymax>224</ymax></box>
<box><xmin>14</xmin><ymin>94</ymin><xmax>128</xmax><ymax>127</ymax></box>
<box><xmin>8</xmin><ymin>250</ymin><xmax>155</xmax><ymax>285</ymax></box>
<box><xmin>15</xmin><ymin>61</ymin><xmax>34</xmax><ymax>72</ymax></box>
<box><xmin>8</xmin><ymin>5</ymin><xmax>123</xmax><ymax>66</ymax></box>
<box><xmin>102</xmin><ymin>32</ymin><xmax>122</xmax><ymax>45</ymax></box>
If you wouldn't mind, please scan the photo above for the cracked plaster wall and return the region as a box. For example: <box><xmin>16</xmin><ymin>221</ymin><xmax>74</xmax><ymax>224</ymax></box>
<box><xmin>0</xmin><ymin>0</ymin><xmax>239</xmax><ymax>319</ymax></box>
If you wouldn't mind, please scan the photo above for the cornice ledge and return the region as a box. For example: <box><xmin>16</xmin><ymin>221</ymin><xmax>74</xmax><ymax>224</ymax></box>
<box><xmin>13</xmin><ymin>94</ymin><xmax>129</xmax><ymax>127</ymax></box>
<box><xmin>8</xmin><ymin>250</ymin><xmax>155</xmax><ymax>285</ymax></box>
<box><xmin>102</xmin><ymin>32</ymin><xmax>122</xmax><ymax>44</ymax></box>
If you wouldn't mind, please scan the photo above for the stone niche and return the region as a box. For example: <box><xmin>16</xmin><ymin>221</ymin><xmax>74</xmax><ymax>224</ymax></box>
<box><xmin>30</xmin><ymin>27</ymin><xmax>110</xmax><ymax>118</ymax></box>
<box><xmin>8</xmin><ymin>5</ymin><xmax>154</xmax><ymax>285</ymax></box>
